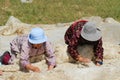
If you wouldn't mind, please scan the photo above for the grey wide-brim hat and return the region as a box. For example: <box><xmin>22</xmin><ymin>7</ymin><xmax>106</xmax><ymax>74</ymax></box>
<box><xmin>81</xmin><ymin>21</ymin><xmax>102</xmax><ymax>41</ymax></box>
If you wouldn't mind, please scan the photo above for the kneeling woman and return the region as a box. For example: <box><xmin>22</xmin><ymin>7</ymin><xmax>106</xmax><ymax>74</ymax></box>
<box><xmin>10</xmin><ymin>27</ymin><xmax>56</xmax><ymax>72</ymax></box>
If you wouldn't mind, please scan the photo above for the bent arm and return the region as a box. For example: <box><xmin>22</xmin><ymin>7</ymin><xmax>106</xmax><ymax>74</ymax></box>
<box><xmin>94</xmin><ymin>38</ymin><xmax>104</xmax><ymax>61</ymax></box>
<box><xmin>45</xmin><ymin>41</ymin><xmax>56</xmax><ymax>70</ymax></box>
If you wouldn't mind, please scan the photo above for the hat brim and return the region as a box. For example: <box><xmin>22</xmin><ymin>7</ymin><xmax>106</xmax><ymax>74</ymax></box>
<box><xmin>28</xmin><ymin>35</ymin><xmax>47</xmax><ymax>44</ymax></box>
<box><xmin>81</xmin><ymin>28</ymin><xmax>102</xmax><ymax>41</ymax></box>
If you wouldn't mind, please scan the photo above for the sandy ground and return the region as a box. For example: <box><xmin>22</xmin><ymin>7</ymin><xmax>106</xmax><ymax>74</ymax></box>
<box><xmin>0</xmin><ymin>16</ymin><xmax>120</xmax><ymax>80</ymax></box>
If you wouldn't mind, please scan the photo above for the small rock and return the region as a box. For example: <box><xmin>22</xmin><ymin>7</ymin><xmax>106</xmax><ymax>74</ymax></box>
<box><xmin>21</xmin><ymin>0</ymin><xmax>33</xmax><ymax>3</ymax></box>
<box><xmin>104</xmin><ymin>18</ymin><xmax>120</xmax><ymax>24</ymax></box>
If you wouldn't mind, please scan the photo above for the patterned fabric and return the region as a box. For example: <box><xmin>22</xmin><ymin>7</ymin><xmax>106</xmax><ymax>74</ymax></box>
<box><xmin>64</xmin><ymin>20</ymin><xmax>104</xmax><ymax>61</ymax></box>
<box><xmin>0</xmin><ymin>51</ymin><xmax>11</xmax><ymax>65</ymax></box>
<box><xmin>10</xmin><ymin>35</ymin><xmax>56</xmax><ymax>68</ymax></box>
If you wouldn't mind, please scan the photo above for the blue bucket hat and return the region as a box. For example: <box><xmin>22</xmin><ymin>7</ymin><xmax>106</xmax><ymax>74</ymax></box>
<box><xmin>28</xmin><ymin>27</ymin><xmax>47</xmax><ymax>44</ymax></box>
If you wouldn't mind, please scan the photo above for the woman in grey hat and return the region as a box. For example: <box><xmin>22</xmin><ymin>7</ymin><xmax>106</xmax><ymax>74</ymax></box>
<box><xmin>64</xmin><ymin>20</ymin><xmax>104</xmax><ymax>66</ymax></box>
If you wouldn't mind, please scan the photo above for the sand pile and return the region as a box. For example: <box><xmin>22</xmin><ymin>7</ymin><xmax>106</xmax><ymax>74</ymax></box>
<box><xmin>0</xmin><ymin>16</ymin><xmax>120</xmax><ymax>80</ymax></box>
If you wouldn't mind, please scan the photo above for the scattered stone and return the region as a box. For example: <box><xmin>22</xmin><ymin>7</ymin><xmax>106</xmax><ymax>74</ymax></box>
<box><xmin>21</xmin><ymin>0</ymin><xmax>33</xmax><ymax>3</ymax></box>
<box><xmin>104</xmin><ymin>17</ymin><xmax>120</xmax><ymax>24</ymax></box>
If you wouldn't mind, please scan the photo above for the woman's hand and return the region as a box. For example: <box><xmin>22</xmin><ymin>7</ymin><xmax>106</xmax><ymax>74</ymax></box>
<box><xmin>95</xmin><ymin>59</ymin><xmax>103</xmax><ymax>66</ymax></box>
<box><xmin>95</xmin><ymin>62</ymin><xmax>101</xmax><ymax>66</ymax></box>
<box><xmin>25</xmin><ymin>64</ymin><xmax>40</xmax><ymax>72</ymax></box>
<box><xmin>0</xmin><ymin>70</ymin><xmax>2</xmax><ymax>75</ymax></box>
<box><xmin>32</xmin><ymin>66</ymin><xmax>40</xmax><ymax>72</ymax></box>
<box><xmin>47</xmin><ymin>65</ymin><xmax>54</xmax><ymax>71</ymax></box>
<box><xmin>77</xmin><ymin>55</ymin><xmax>91</xmax><ymax>63</ymax></box>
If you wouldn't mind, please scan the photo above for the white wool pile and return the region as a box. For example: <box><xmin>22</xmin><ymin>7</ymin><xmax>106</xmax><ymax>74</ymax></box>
<box><xmin>103</xmin><ymin>42</ymin><xmax>120</xmax><ymax>59</ymax></box>
<box><xmin>0</xmin><ymin>64</ymin><xmax>19</xmax><ymax>72</ymax></box>
<box><xmin>54</xmin><ymin>44</ymin><xmax>69</xmax><ymax>64</ymax></box>
<box><xmin>0</xmin><ymin>16</ymin><xmax>120</xmax><ymax>80</ymax></box>
<box><xmin>100</xmin><ymin>23</ymin><xmax>120</xmax><ymax>59</ymax></box>
<box><xmin>0</xmin><ymin>16</ymin><xmax>32</xmax><ymax>35</ymax></box>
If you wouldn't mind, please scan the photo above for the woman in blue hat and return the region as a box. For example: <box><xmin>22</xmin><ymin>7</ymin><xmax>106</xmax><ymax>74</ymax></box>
<box><xmin>9</xmin><ymin>27</ymin><xmax>56</xmax><ymax>72</ymax></box>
